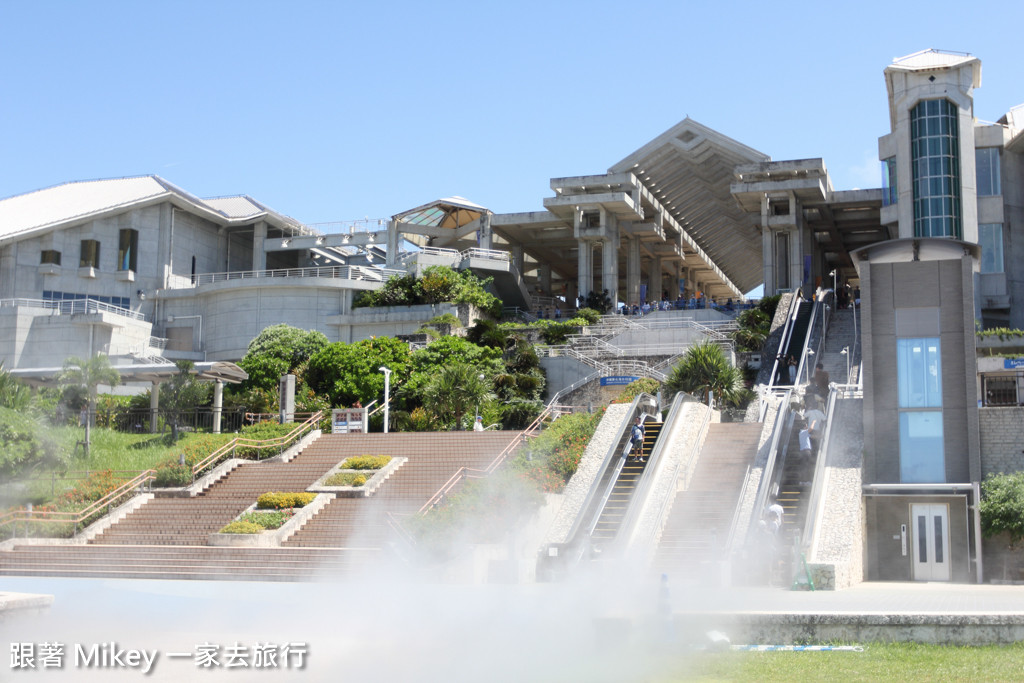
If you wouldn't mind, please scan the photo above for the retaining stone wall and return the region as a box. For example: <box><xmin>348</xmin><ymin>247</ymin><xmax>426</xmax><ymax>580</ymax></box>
<box><xmin>980</xmin><ymin>407</ymin><xmax>1024</xmax><ymax>477</ymax></box>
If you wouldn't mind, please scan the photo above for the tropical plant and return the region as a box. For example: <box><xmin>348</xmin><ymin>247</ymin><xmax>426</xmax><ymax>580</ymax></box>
<box><xmin>0</xmin><ymin>360</ymin><xmax>31</xmax><ymax>411</ymax></box>
<box><xmin>160</xmin><ymin>360</ymin><xmax>211</xmax><ymax>441</ymax></box>
<box><xmin>664</xmin><ymin>341</ymin><xmax>745</xmax><ymax>406</ymax></box>
<box><xmin>421</xmin><ymin>363</ymin><xmax>494</xmax><ymax>430</ymax></box>
<box><xmin>59</xmin><ymin>354</ymin><xmax>121</xmax><ymax>458</ymax></box>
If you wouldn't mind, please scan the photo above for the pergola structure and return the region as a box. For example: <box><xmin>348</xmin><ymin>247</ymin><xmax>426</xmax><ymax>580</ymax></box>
<box><xmin>11</xmin><ymin>361</ymin><xmax>248</xmax><ymax>434</ymax></box>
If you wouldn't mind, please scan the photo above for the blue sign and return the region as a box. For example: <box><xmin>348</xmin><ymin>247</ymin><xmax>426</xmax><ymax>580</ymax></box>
<box><xmin>601</xmin><ymin>376</ymin><xmax>639</xmax><ymax>386</ymax></box>
<box><xmin>1004</xmin><ymin>358</ymin><xmax>1024</xmax><ymax>369</ymax></box>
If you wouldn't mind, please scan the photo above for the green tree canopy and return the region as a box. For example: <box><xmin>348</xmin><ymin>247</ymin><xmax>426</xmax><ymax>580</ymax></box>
<box><xmin>664</xmin><ymin>341</ymin><xmax>745</xmax><ymax>406</ymax></box>
<box><xmin>237</xmin><ymin>324</ymin><xmax>329</xmax><ymax>393</ymax></box>
<box><xmin>306</xmin><ymin>336</ymin><xmax>412</xmax><ymax>408</ymax></box>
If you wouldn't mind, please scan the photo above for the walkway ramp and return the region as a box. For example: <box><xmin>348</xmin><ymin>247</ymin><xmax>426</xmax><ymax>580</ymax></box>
<box><xmin>653</xmin><ymin>422</ymin><xmax>762</xmax><ymax>580</ymax></box>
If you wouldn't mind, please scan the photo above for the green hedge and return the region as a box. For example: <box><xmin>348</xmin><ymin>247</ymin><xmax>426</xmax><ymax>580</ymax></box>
<box><xmin>325</xmin><ymin>472</ymin><xmax>367</xmax><ymax>487</ymax></box>
<box><xmin>339</xmin><ymin>455</ymin><xmax>391</xmax><ymax>470</ymax></box>
<box><xmin>256</xmin><ymin>491</ymin><xmax>316</xmax><ymax>509</ymax></box>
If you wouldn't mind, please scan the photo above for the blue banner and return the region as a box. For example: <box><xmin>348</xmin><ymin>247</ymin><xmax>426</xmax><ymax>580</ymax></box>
<box><xmin>601</xmin><ymin>376</ymin><xmax>639</xmax><ymax>386</ymax></box>
<box><xmin>1004</xmin><ymin>358</ymin><xmax>1024</xmax><ymax>369</ymax></box>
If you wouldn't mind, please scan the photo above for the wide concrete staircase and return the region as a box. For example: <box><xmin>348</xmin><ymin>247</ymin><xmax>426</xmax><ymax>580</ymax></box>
<box><xmin>283</xmin><ymin>433</ymin><xmax>515</xmax><ymax>548</ymax></box>
<box><xmin>0</xmin><ymin>432</ymin><xmax>518</xmax><ymax>581</ymax></box>
<box><xmin>652</xmin><ymin>422</ymin><xmax>762</xmax><ymax>580</ymax></box>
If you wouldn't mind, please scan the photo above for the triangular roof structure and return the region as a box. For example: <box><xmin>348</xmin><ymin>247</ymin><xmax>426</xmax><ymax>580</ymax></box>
<box><xmin>393</xmin><ymin>196</ymin><xmax>489</xmax><ymax>228</ymax></box>
<box><xmin>609</xmin><ymin>118</ymin><xmax>770</xmax><ymax>293</ymax></box>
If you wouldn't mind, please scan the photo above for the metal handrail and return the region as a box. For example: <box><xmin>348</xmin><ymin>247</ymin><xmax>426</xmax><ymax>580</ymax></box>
<box><xmin>747</xmin><ymin>389</ymin><xmax>794</xmax><ymax>540</ymax></box>
<box><xmin>181</xmin><ymin>265</ymin><xmax>405</xmax><ymax>287</ymax></box>
<box><xmin>190</xmin><ymin>411</ymin><xmax>323</xmax><ymax>478</ymax></box>
<box><xmin>416</xmin><ymin>405</ymin><xmax>566</xmax><ymax>514</ymax></box>
<box><xmin>0</xmin><ymin>470</ymin><xmax>155</xmax><ymax>535</ymax></box>
<box><xmin>803</xmin><ymin>383</ymin><xmax>860</xmax><ymax>557</ymax></box>
<box><xmin>615</xmin><ymin>391</ymin><xmax>690</xmax><ymax>551</ymax></box>
<box><xmin>0</xmin><ymin>297</ymin><xmax>145</xmax><ymax>321</ymax></box>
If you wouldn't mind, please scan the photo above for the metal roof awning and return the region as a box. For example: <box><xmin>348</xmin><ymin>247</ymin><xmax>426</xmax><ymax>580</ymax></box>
<box><xmin>10</xmin><ymin>361</ymin><xmax>248</xmax><ymax>387</ymax></box>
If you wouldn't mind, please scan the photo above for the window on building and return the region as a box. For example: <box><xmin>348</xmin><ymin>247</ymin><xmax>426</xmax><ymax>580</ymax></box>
<box><xmin>881</xmin><ymin>157</ymin><xmax>897</xmax><ymax>206</ymax></box>
<box><xmin>40</xmin><ymin>250</ymin><xmax>61</xmax><ymax>265</ymax></box>
<box><xmin>118</xmin><ymin>229</ymin><xmax>138</xmax><ymax>272</ymax></box>
<box><xmin>897</xmin><ymin>337</ymin><xmax>944</xmax><ymax>482</ymax></box>
<box><xmin>79</xmin><ymin>239</ymin><xmax>100</xmax><ymax>268</ymax></box>
<box><xmin>983</xmin><ymin>375</ymin><xmax>1018</xmax><ymax>407</ymax></box>
<box><xmin>976</xmin><ymin>148</ymin><xmax>1001</xmax><ymax>196</ymax></box>
<box><xmin>582</xmin><ymin>211</ymin><xmax>600</xmax><ymax>228</ymax></box>
<box><xmin>911</xmin><ymin>99</ymin><xmax>961</xmax><ymax>239</ymax></box>
<box><xmin>979</xmin><ymin>223</ymin><xmax>1004</xmax><ymax>273</ymax></box>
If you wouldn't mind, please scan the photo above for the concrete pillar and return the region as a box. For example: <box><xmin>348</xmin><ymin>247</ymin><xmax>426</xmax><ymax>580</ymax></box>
<box><xmin>511</xmin><ymin>244</ymin><xmax>524</xmax><ymax>276</ymax></box>
<box><xmin>651</xmin><ymin>255</ymin><xmax>663</xmax><ymax>301</ymax></box>
<box><xmin>385</xmin><ymin>219</ymin><xmax>400</xmax><ymax>268</ymax></box>
<box><xmin>601</xmin><ymin>239</ymin><xmax>619</xmax><ymax>310</ymax></box>
<box><xmin>212</xmin><ymin>380</ymin><xmax>223</xmax><ymax>434</ymax></box>
<box><xmin>577</xmin><ymin>241</ymin><xmax>594</xmax><ymax>302</ymax></box>
<box><xmin>539</xmin><ymin>264</ymin><xmax>551</xmax><ymax>296</ymax></box>
<box><xmin>279</xmin><ymin>374</ymin><xmax>296</xmax><ymax>424</ymax></box>
<box><xmin>477</xmin><ymin>214</ymin><xmax>493</xmax><ymax>250</ymax></box>
<box><xmin>253</xmin><ymin>221</ymin><xmax>267</xmax><ymax>271</ymax></box>
<box><xmin>149</xmin><ymin>381</ymin><xmax>161</xmax><ymax>434</ymax></box>
<box><xmin>626</xmin><ymin>237</ymin><xmax>641</xmax><ymax>306</ymax></box>
<box><xmin>762</xmin><ymin>226</ymin><xmax>775</xmax><ymax>295</ymax></box>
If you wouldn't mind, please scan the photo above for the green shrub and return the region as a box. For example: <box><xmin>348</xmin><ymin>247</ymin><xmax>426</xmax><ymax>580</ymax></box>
<box><xmin>980</xmin><ymin>472</ymin><xmax>1024</xmax><ymax>546</ymax></box>
<box><xmin>540</xmin><ymin>322</ymin><xmax>578</xmax><ymax>345</ymax></box>
<box><xmin>611</xmin><ymin>378</ymin><xmax>661</xmax><ymax>404</ymax></box>
<box><xmin>219</xmin><ymin>520</ymin><xmax>265</xmax><ymax>534</ymax></box>
<box><xmin>256</xmin><ymin>491</ymin><xmax>316</xmax><ymax>509</ymax></box>
<box><xmin>339</xmin><ymin>455</ymin><xmax>391</xmax><ymax>470</ymax></box>
<box><xmin>153</xmin><ymin>462</ymin><xmax>191</xmax><ymax>487</ymax></box>
<box><xmin>325</xmin><ymin>472</ymin><xmax>368</xmax><ymax>487</ymax></box>
<box><xmin>573</xmin><ymin>307</ymin><xmax>602</xmax><ymax>325</ymax></box>
<box><xmin>236</xmin><ymin>510</ymin><xmax>293</xmax><ymax>530</ymax></box>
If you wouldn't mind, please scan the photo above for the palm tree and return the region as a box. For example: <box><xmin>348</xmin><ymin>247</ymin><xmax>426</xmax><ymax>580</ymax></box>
<box><xmin>422</xmin><ymin>364</ymin><xmax>494</xmax><ymax>430</ymax></box>
<box><xmin>60</xmin><ymin>354</ymin><xmax>121</xmax><ymax>457</ymax></box>
<box><xmin>664</xmin><ymin>341</ymin><xmax>745</xmax><ymax>406</ymax></box>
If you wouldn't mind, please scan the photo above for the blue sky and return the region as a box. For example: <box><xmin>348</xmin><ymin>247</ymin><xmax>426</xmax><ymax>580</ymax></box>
<box><xmin>2</xmin><ymin>1</ymin><xmax>1020</xmax><ymax>229</ymax></box>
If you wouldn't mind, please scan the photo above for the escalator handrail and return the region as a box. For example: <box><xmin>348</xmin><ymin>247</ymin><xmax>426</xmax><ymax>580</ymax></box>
<box><xmin>556</xmin><ymin>393</ymin><xmax>658</xmax><ymax>563</ymax></box>
<box><xmin>743</xmin><ymin>388</ymin><xmax>793</xmax><ymax>550</ymax></box>
<box><xmin>766</xmin><ymin>292</ymin><xmax>805</xmax><ymax>392</ymax></box>
<box><xmin>613</xmin><ymin>391</ymin><xmax>689</xmax><ymax>552</ymax></box>
<box><xmin>802</xmin><ymin>383</ymin><xmax>850</xmax><ymax>557</ymax></box>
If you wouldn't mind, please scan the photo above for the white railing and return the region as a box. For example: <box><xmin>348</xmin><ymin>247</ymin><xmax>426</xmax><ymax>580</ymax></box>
<box><xmin>461</xmin><ymin>247</ymin><xmax>510</xmax><ymax>263</ymax></box>
<box><xmin>0</xmin><ymin>298</ymin><xmax>145</xmax><ymax>321</ymax></box>
<box><xmin>305</xmin><ymin>218</ymin><xmax>389</xmax><ymax>235</ymax></box>
<box><xmin>176</xmin><ymin>265</ymin><xmax>406</xmax><ymax>287</ymax></box>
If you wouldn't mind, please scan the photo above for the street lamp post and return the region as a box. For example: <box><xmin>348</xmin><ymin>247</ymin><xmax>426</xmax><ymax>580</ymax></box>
<box><xmin>379</xmin><ymin>366</ymin><xmax>391</xmax><ymax>433</ymax></box>
<box><xmin>475</xmin><ymin>374</ymin><xmax>485</xmax><ymax>427</ymax></box>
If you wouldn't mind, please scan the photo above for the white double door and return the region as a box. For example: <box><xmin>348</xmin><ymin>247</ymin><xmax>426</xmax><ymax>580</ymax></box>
<box><xmin>911</xmin><ymin>503</ymin><xmax>950</xmax><ymax>581</ymax></box>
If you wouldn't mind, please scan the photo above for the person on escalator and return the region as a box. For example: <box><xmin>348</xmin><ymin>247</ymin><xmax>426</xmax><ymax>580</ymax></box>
<box><xmin>629</xmin><ymin>416</ymin><xmax>645</xmax><ymax>462</ymax></box>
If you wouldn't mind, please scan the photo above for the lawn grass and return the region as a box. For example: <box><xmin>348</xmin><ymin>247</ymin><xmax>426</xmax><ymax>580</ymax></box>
<box><xmin>11</xmin><ymin>426</ymin><xmax>233</xmax><ymax>505</ymax></box>
<box><xmin>659</xmin><ymin>642</ymin><xmax>1024</xmax><ymax>681</ymax></box>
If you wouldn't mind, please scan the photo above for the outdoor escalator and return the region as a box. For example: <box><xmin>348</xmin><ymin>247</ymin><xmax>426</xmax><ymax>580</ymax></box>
<box><xmin>591</xmin><ymin>421</ymin><xmax>663</xmax><ymax>545</ymax></box>
<box><xmin>783</xmin><ymin>300</ymin><xmax>814</xmax><ymax>364</ymax></box>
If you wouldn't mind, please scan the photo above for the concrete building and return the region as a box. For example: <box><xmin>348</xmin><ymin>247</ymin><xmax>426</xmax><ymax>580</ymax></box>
<box><xmin>2</xmin><ymin>48</ymin><xmax>1022</xmax><ymax>584</ymax></box>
